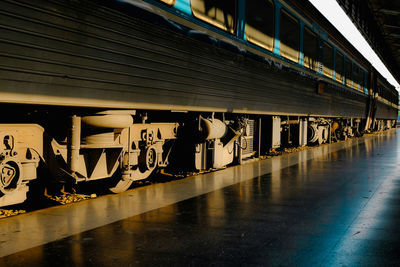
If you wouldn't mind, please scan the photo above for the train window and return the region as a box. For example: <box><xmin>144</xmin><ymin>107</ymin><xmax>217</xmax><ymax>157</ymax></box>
<box><xmin>157</xmin><ymin>0</ymin><xmax>175</xmax><ymax>5</ymax></box>
<box><xmin>360</xmin><ymin>69</ymin><xmax>365</xmax><ymax>90</ymax></box>
<box><xmin>280</xmin><ymin>9</ymin><xmax>300</xmax><ymax>62</ymax></box>
<box><xmin>377</xmin><ymin>80</ymin><xmax>385</xmax><ymax>98</ymax></box>
<box><xmin>353</xmin><ymin>65</ymin><xmax>360</xmax><ymax>90</ymax></box>
<box><xmin>303</xmin><ymin>27</ymin><xmax>318</xmax><ymax>71</ymax></box>
<box><xmin>345</xmin><ymin>58</ymin><xmax>352</xmax><ymax>87</ymax></box>
<box><xmin>335</xmin><ymin>51</ymin><xmax>344</xmax><ymax>82</ymax></box>
<box><xmin>191</xmin><ymin>0</ymin><xmax>237</xmax><ymax>34</ymax></box>
<box><xmin>322</xmin><ymin>41</ymin><xmax>333</xmax><ymax>78</ymax></box>
<box><xmin>245</xmin><ymin>0</ymin><xmax>274</xmax><ymax>51</ymax></box>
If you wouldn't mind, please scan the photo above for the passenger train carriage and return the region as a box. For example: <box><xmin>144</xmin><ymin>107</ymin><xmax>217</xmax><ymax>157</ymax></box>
<box><xmin>0</xmin><ymin>0</ymin><xmax>397</xmax><ymax>207</ymax></box>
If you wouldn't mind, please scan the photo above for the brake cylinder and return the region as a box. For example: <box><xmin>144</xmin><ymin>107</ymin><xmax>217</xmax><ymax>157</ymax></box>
<box><xmin>199</xmin><ymin>118</ymin><xmax>228</xmax><ymax>140</ymax></box>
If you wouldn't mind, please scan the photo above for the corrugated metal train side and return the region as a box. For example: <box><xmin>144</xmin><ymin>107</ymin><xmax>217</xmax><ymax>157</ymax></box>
<box><xmin>0</xmin><ymin>0</ymin><xmax>369</xmax><ymax>118</ymax></box>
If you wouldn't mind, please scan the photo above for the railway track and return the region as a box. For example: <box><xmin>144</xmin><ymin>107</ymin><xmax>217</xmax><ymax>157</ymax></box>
<box><xmin>2</xmin><ymin>130</ymin><xmax>393</xmax><ymax>220</ymax></box>
<box><xmin>0</xmin><ymin>144</ymin><xmax>314</xmax><ymax>219</ymax></box>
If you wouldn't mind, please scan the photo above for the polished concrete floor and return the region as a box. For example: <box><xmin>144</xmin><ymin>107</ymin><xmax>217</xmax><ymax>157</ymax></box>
<box><xmin>1</xmin><ymin>129</ymin><xmax>400</xmax><ymax>266</ymax></box>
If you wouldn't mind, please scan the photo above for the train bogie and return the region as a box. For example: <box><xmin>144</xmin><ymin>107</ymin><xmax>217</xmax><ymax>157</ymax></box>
<box><xmin>0</xmin><ymin>125</ymin><xmax>43</xmax><ymax>207</ymax></box>
<box><xmin>48</xmin><ymin>111</ymin><xmax>179</xmax><ymax>191</ymax></box>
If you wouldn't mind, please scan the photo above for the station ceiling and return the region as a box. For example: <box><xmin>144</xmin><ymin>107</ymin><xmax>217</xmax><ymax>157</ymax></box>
<box><xmin>336</xmin><ymin>0</ymin><xmax>400</xmax><ymax>85</ymax></box>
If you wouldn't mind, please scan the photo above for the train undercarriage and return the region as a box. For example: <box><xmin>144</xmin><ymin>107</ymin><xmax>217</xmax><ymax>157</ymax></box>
<box><xmin>0</xmin><ymin>108</ymin><xmax>395</xmax><ymax>207</ymax></box>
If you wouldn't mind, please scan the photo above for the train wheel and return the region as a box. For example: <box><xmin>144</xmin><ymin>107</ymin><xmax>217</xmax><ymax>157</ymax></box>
<box><xmin>0</xmin><ymin>160</ymin><xmax>21</xmax><ymax>195</ymax></box>
<box><xmin>109</xmin><ymin>146</ymin><xmax>158</xmax><ymax>193</ymax></box>
<box><xmin>109</xmin><ymin>179</ymin><xmax>133</xmax><ymax>193</ymax></box>
<box><xmin>108</xmin><ymin>168</ymin><xmax>155</xmax><ymax>193</ymax></box>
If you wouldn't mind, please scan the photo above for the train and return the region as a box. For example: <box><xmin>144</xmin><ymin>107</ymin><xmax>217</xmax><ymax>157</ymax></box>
<box><xmin>0</xmin><ymin>0</ymin><xmax>398</xmax><ymax>207</ymax></box>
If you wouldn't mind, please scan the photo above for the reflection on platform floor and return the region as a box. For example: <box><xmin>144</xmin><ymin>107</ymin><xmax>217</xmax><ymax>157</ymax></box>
<box><xmin>1</xmin><ymin>129</ymin><xmax>400</xmax><ymax>266</ymax></box>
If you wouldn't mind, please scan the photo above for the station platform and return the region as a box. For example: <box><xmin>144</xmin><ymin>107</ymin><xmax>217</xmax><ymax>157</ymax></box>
<box><xmin>1</xmin><ymin>129</ymin><xmax>400</xmax><ymax>266</ymax></box>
